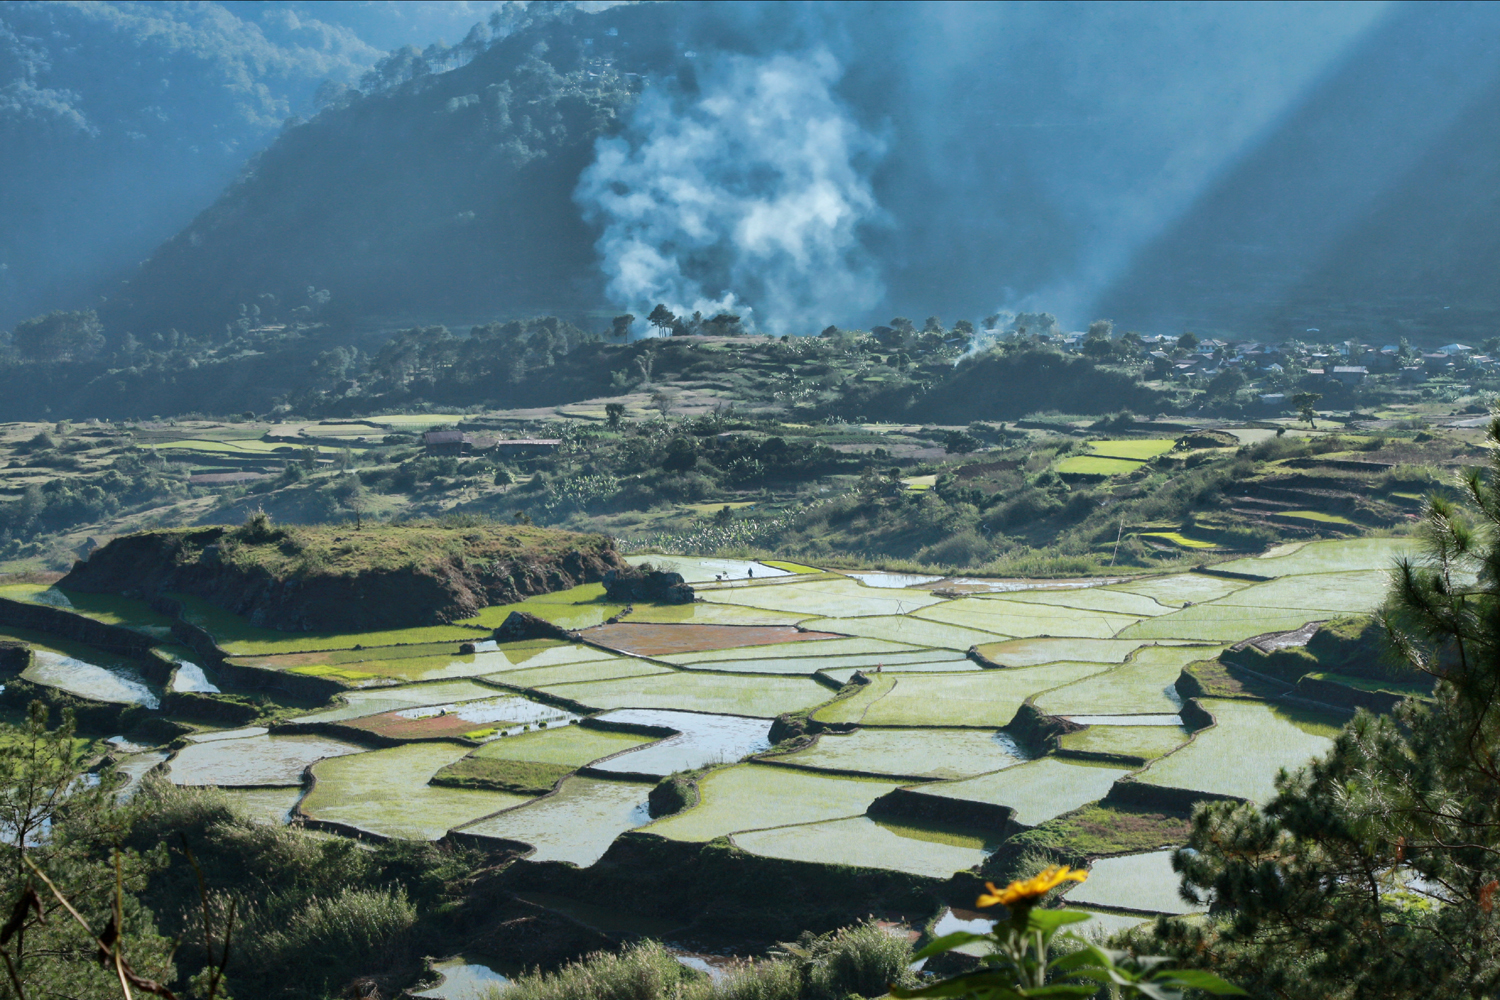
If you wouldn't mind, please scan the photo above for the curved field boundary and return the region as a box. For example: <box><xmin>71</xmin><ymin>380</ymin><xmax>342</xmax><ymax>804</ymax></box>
<box><xmin>0</xmin><ymin>595</ymin><xmax>157</xmax><ymax>656</ymax></box>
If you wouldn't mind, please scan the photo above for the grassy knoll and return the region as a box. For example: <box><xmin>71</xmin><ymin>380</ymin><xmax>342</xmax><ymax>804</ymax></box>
<box><xmin>430</xmin><ymin>756</ymin><xmax>572</xmax><ymax>795</ymax></box>
<box><xmin>1007</xmin><ymin>802</ymin><xmax>1193</xmax><ymax>859</ymax></box>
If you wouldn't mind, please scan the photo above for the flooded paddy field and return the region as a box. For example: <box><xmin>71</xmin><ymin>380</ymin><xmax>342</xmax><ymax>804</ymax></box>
<box><xmin>1</xmin><ymin>535</ymin><xmax>1412</xmax><ymax>920</ymax></box>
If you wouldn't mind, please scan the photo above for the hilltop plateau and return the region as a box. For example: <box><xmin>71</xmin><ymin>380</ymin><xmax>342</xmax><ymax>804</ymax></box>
<box><xmin>60</xmin><ymin>519</ymin><xmax>623</xmax><ymax>632</ymax></box>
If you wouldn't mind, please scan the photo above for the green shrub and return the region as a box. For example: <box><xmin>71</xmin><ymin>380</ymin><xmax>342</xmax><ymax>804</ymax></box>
<box><xmin>495</xmin><ymin>941</ymin><xmax>692</xmax><ymax>1000</ymax></box>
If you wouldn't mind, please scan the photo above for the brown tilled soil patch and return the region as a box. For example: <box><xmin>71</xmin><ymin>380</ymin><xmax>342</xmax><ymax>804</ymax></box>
<box><xmin>344</xmin><ymin>711</ymin><xmax>505</xmax><ymax>740</ymax></box>
<box><xmin>578</xmin><ymin>622</ymin><xmax>844</xmax><ymax>656</ymax></box>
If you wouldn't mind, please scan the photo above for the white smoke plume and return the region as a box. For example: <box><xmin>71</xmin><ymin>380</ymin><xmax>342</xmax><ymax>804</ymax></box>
<box><xmin>575</xmin><ymin>49</ymin><xmax>885</xmax><ymax>336</ymax></box>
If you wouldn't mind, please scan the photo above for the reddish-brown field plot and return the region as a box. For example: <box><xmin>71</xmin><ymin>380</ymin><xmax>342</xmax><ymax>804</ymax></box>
<box><xmin>577</xmin><ymin>622</ymin><xmax>844</xmax><ymax>657</ymax></box>
<box><xmin>341</xmin><ymin>711</ymin><xmax>508</xmax><ymax>740</ymax></box>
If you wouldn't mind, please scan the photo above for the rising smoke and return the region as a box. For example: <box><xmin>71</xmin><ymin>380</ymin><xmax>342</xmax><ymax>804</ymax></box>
<box><xmin>574</xmin><ymin>49</ymin><xmax>885</xmax><ymax>336</ymax></box>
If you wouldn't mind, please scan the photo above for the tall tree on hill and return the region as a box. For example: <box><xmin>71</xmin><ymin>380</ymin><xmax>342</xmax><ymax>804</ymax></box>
<box><xmin>647</xmin><ymin>304</ymin><xmax>676</xmax><ymax>337</ymax></box>
<box><xmin>1149</xmin><ymin>413</ymin><xmax>1500</xmax><ymax>998</ymax></box>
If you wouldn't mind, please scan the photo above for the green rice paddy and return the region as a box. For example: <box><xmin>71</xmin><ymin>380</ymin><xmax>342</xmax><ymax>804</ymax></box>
<box><xmin>1138</xmin><ymin>532</ymin><xmax>1217</xmax><ymax>549</ymax></box>
<box><xmin>656</xmin><ymin>637</ymin><xmax>912</xmax><ymax>665</ymax></box>
<box><xmin>733</xmin><ymin>816</ymin><xmax>991</xmax><ymax>879</ymax></box>
<box><xmin>540</xmin><ymin>672</ymin><xmax>832</xmax><ymax>717</ymax></box>
<box><xmin>702</xmin><ymin>578</ymin><xmax>946</xmax><ymax>618</ymax></box>
<box><xmin>771</xmin><ymin>728</ymin><xmax>1026</xmax><ymax>780</ymax></box>
<box><xmin>293</xmin><ymin>680</ymin><xmax>506</xmax><ymax>724</ymax></box>
<box><xmin>1066</xmin><ymin>850</ymin><xmax>1200</xmax><ymax>915</ymax></box>
<box><xmin>1032</xmin><ymin>645</ymin><xmax>1224</xmax><ymax>716</ymax></box>
<box><xmin>916</xmin><ymin>758</ymin><xmax>1131</xmax><ymax>827</ymax></box>
<box><xmin>643</xmin><ymin>763</ymin><xmax>897</xmax><ymax>842</ymax></box>
<box><xmin>814</xmin><ymin>662</ymin><xmax>1115</xmax><ymax>728</ymax></box>
<box><xmin>1057</xmin><ymin>726</ymin><xmax>1191</xmax><ymax>761</ymax></box>
<box><xmin>456</xmin><ymin>776</ymin><xmax>654</xmax><ymax>865</ymax></box>
<box><xmin>998</xmin><ymin>588</ymin><xmax>1175</xmax><ymax>617</ymax></box>
<box><xmin>794</xmin><ymin>616</ymin><xmax>1003</xmax><ymax>650</ymax></box>
<box><xmin>1119</xmin><ymin>605</ymin><xmax>1338</xmax><ymax>643</ymax></box>
<box><xmin>974</xmin><ymin>638</ymin><xmax>1153</xmax><ymax>667</ymax></box>
<box><xmin>487</xmin><ymin>657</ymin><xmax>668</xmax><ymax>688</ymax></box>
<box><xmin>1087</xmin><ymin>439</ymin><xmax>1177</xmax><ymax>461</ymax></box>
<box><xmin>1054</xmin><ymin>455</ymin><xmax>1144</xmax><ymax>477</ymax></box>
<box><xmin>470</xmin><ymin>726</ymin><xmax>654</xmax><ymax>767</ymax></box>
<box><xmin>1106</xmin><ymin>573</ymin><xmax>1250</xmax><ymax>607</ymax></box>
<box><xmin>1211</xmin><ymin>570</ymin><xmax>1393</xmax><ymax>615</ymax></box>
<box><xmin>301</xmin><ymin>743</ymin><xmax>530</xmax><ymax>840</ymax></box>
<box><xmin>1213</xmin><ymin>536</ymin><xmax>1412</xmax><ymax>577</ymax></box>
<box><xmin>1135</xmin><ymin>699</ymin><xmax>1336</xmax><ymax>803</ymax></box>
<box><xmin>176</xmin><ymin>594</ymin><xmax>484</xmax><ymax>655</ymax></box>
<box><xmin>916</xmin><ymin>598</ymin><xmax>1139</xmax><ymax>639</ymax></box>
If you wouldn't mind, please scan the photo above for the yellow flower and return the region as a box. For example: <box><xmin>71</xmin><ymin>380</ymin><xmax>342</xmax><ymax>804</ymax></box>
<box><xmin>976</xmin><ymin>866</ymin><xmax>1088</xmax><ymax>908</ymax></box>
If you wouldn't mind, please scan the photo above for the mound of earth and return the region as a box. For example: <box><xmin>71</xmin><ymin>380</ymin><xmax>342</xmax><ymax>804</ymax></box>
<box><xmin>60</xmin><ymin>519</ymin><xmax>626</xmax><ymax>633</ymax></box>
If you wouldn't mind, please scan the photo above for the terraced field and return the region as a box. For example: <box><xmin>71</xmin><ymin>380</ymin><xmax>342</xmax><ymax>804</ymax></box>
<box><xmin>0</xmin><ymin>544</ymin><xmax>1405</xmax><ymax>911</ymax></box>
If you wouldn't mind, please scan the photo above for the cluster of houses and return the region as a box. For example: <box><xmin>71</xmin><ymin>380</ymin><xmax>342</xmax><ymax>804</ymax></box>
<box><xmin>1053</xmin><ymin>331</ymin><xmax>1496</xmax><ymax>395</ymax></box>
<box><xmin>421</xmin><ymin>429</ymin><xmax>560</xmax><ymax>457</ymax></box>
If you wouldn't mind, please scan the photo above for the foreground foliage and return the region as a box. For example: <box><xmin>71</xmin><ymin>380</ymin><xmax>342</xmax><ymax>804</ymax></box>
<box><xmin>1145</xmin><ymin>413</ymin><xmax>1500</xmax><ymax>997</ymax></box>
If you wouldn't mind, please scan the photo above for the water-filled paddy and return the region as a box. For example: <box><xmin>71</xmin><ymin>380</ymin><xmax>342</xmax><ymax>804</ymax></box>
<box><xmin>626</xmin><ymin>603</ymin><xmax>813</xmax><ymax>626</ymax></box>
<box><xmin>733</xmin><ymin>815</ymin><xmax>991</xmax><ymax>879</ymax></box>
<box><xmin>844</xmin><ymin>572</ymin><xmax>943</xmax><ymax>589</ymax></box>
<box><xmin>1066</xmin><ymin>850</ymin><xmax>1200</xmax><ymax>915</ymax></box>
<box><xmin>917</xmin><ymin>758</ymin><xmax>1130</xmax><ymax>827</ymax></box>
<box><xmin>578</xmin><ymin>622</ymin><xmax>843</xmax><ymax>657</ymax></box>
<box><xmin>169</xmin><ymin>662</ymin><xmax>220</xmax><ymax>693</ymax></box>
<box><xmin>487</xmin><ymin>657</ymin><xmax>668</xmax><ymax>688</ymax></box>
<box><xmin>472</xmin><ymin>725</ymin><xmax>654</xmax><ymax>767</ymax></box>
<box><xmin>818</xmin><ymin>662</ymin><xmax>1116</xmax><ymax>728</ymax></box>
<box><xmin>772</xmin><ymin>728</ymin><xmax>1026</xmax><ymax>780</ymax></box>
<box><xmin>998</xmin><ymin>588</ymin><xmax>1174</xmax><ymax>618</ymax></box>
<box><xmin>658</xmin><ymin>636</ymin><xmax>915</xmax><ymax>665</ymax></box>
<box><xmin>797</xmin><ymin>615</ymin><xmax>1006</xmax><ymax>651</ymax></box>
<box><xmin>169</xmin><ymin>734</ymin><xmax>365</xmax><ymax>786</ymax></box>
<box><xmin>24</xmin><ymin>650</ymin><xmax>161</xmax><ymax>707</ymax></box>
<box><xmin>293</xmin><ymin>680</ymin><xmax>508</xmax><ymax>724</ymax></box>
<box><xmin>1213</xmin><ymin>536</ymin><xmax>1412</xmax><ymax>577</ymax></box>
<box><xmin>677</xmin><ymin>649</ymin><xmax>969</xmax><ymax>676</ymax></box>
<box><xmin>1135</xmin><ymin>699</ymin><xmax>1335</xmax><ymax>803</ymax></box>
<box><xmin>975</xmin><ymin>638</ymin><xmax>1154</xmax><ymax>667</ymax></box>
<box><xmin>0</xmin><ymin>586</ymin><xmax>177</xmax><ymax>636</ymax></box>
<box><xmin>588</xmin><ymin>710</ymin><xmax>772</xmax><ymax>775</ymax></box>
<box><xmin>916</xmin><ymin>598</ymin><xmax>1139</xmax><ymax>640</ymax></box>
<box><xmin>702</xmin><ymin>578</ymin><xmax>946</xmax><ymax>618</ymax></box>
<box><xmin>457</xmin><ymin>775</ymin><xmax>653</xmax><ymax>865</ymax></box>
<box><xmin>1058</xmin><ymin>725</ymin><xmax>1191</xmax><ymax>760</ymax></box>
<box><xmin>456</xmin><ymin>583</ymin><xmax>621</xmax><ymax>631</ymax></box>
<box><xmin>1211</xmin><ymin>570</ymin><xmax>1393</xmax><ymax>615</ymax></box>
<box><xmin>1031</xmin><ymin>645</ymin><xmax>1221</xmax><ymax>716</ymax></box>
<box><xmin>412</xmin><ymin>957</ymin><xmax>509</xmax><ymax>1000</ymax></box>
<box><xmin>644</xmin><ymin>764</ymin><xmax>897</xmax><ymax>842</ymax></box>
<box><xmin>302</xmin><ymin>743</ymin><xmax>530</xmax><ymax>840</ymax></box>
<box><xmin>1105</xmin><ymin>573</ymin><xmax>1249</xmax><ymax>607</ymax></box>
<box><xmin>541</xmin><ymin>672</ymin><xmax>830</xmax><ymax>718</ymax></box>
<box><xmin>1119</xmin><ymin>605</ymin><xmax>1336</xmax><ymax>643</ymax></box>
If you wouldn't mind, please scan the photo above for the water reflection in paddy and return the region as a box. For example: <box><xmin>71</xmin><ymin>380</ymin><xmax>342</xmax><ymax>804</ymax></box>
<box><xmin>24</xmin><ymin>651</ymin><xmax>160</xmax><ymax>708</ymax></box>
<box><xmin>589</xmin><ymin>710</ymin><xmax>772</xmax><ymax>776</ymax></box>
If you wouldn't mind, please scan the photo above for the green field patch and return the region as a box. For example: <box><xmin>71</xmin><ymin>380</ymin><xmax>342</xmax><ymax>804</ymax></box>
<box><xmin>799</xmin><ymin>615</ymin><xmax>1010</xmax><ymax>650</ymax></box>
<box><xmin>1119</xmin><ymin>605</ymin><xmax>1337</xmax><ymax>643</ymax></box>
<box><xmin>168</xmin><ymin>734</ymin><xmax>365</xmax><ymax>786</ymax></box>
<box><xmin>174</xmin><ymin>595</ymin><xmax>484</xmax><ymax>655</ymax></box>
<box><xmin>625</xmin><ymin>602</ymin><xmax>813</xmax><ymax>626</ymax></box>
<box><xmin>1138</xmin><ymin>531</ymin><xmax>1216</xmax><ymax>549</ymax></box>
<box><xmin>456</xmin><ymin>776</ymin><xmax>654</xmax><ymax>865</ymax></box>
<box><xmin>658</xmin><ymin>636</ymin><xmax>915</xmax><ymax>665</ymax></box>
<box><xmin>997</xmin><ymin>589</ymin><xmax>1175</xmax><ymax>618</ymax></box>
<box><xmin>0</xmin><ymin>585</ymin><xmax>177</xmax><ymax>636</ymax></box>
<box><xmin>1213</xmin><ymin>536</ymin><xmax>1412</xmax><ymax>577</ymax></box>
<box><xmin>762</xmin><ymin>561</ymin><xmax>823</xmax><ymax>574</ymax></box>
<box><xmin>1032</xmin><ymin>645</ymin><xmax>1225</xmax><ymax>716</ymax></box>
<box><xmin>919</xmin><ymin>758</ymin><xmax>1130</xmax><ymax>827</ymax></box>
<box><xmin>293</xmin><ymin>680</ymin><xmax>505</xmax><ymax>724</ymax></box>
<box><xmin>487</xmin><ymin>657</ymin><xmax>669</xmax><ymax>687</ymax></box>
<box><xmin>976</xmin><ymin>638</ymin><xmax>1154</xmax><ymax>667</ymax></box>
<box><xmin>1010</xmin><ymin>803</ymin><xmax>1192</xmax><ymax>859</ymax></box>
<box><xmin>1274</xmin><ymin>510</ymin><xmax>1356</xmax><ymax>526</ymax></box>
<box><xmin>272</xmin><ymin>643</ymin><xmax>616</xmax><ymax>684</ymax></box>
<box><xmin>1212</xmin><ymin>570</ymin><xmax>1392</xmax><ymax>616</ymax></box>
<box><xmin>361</xmin><ymin>414</ymin><xmax>470</xmax><ymax>428</ymax></box>
<box><xmin>816</xmin><ymin>660</ymin><xmax>983</xmax><ymax>685</ymax></box>
<box><xmin>471</xmin><ymin>725</ymin><xmax>654</xmax><ymax>767</ymax></box>
<box><xmin>916</xmin><ymin>598</ymin><xmax>1138</xmax><ymax>640</ymax></box>
<box><xmin>1136</xmin><ymin>699</ymin><xmax>1336</xmax><ymax>803</ymax></box>
<box><xmin>540</xmin><ymin>672</ymin><xmax>830</xmax><ymax>718</ymax></box>
<box><xmin>902</xmin><ymin>474</ymin><xmax>937</xmax><ymax>490</ymax></box>
<box><xmin>1105</xmin><ymin>573</ymin><xmax>1250</xmax><ymax>608</ymax></box>
<box><xmin>733</xmin><ymin>816</ymin><xmax>991</xmax><ymax>879</ymax></box>
<box><xmin>155</xmin><ymin>438</ymin><xmax>290</xmax><ymax>454</ymax></box>
<box><xmin>282</xmin><ymin>664</ymin><xmax>383</xmax><ymax>684</ymax></box>
<box><xmin>230</xmin><ymin>638</ymin><xmax>560</xmax><ymax>668</ymax></box>
<box><xmin>1066</xmin><ymin>851</ymin><xmax>1199</xmax><ymax>915</ymax></box>
<box><xmin>701</xmin><ymin>577</ymin><xmax>946</xmax><ymax>618</ymax></box>
<box><xmin>644</xmin><ymin>763</ymin><xmax>897</xmax><ymax>842</ymax></box>
<box><xmin>772</xmin><ymin>728</ymin><xmax>1026</xmax><ymax>780</ymax></box>
<box><xmin>1058</xmin><ymin>726</ymin><xmax>1191</xmax><ymax>761</ymax></box>
<box><xmin>302</xmin><ymin>743</ymin><xmax>531</xmax><ymax>840</ymax></box>
<box><xmin>1055</xmin><ymin>455</ymin><xmax>1143</xmax><ymax>477</ymax></box>
<box><xmin>430</xmin><ymin>756</ymin><xmax>572</xmax><ymax>795</ymax></box>
<box><xmin>223</xmin><ymin>787</ymin><xmax>303</xmax><ymax>826</ymax></box>
<box><xmin>457</xmin><ymin>583</ymin><xmax>621</xmax><ymax>631</ymax></box>
<box><xmin>822</xmin><ymin>663</ymin><xmax>1115</xmax><ymax>728</ymax></box>
<box><xmin>812</xmin><ymin>675</ymin><xmax>895</xmax><ymax>724</ymax></box>
<box><xmin>1086</xmin><ymin>439</ymin><xmax>1177</xmax><ymax>461</ymax></box>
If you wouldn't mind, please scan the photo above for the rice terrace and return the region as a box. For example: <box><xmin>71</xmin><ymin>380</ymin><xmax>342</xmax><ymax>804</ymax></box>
<box><xmin>0</xmin><ymin>513</ymin><xmax>1423</xmax><ymax>993</ymax></box>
